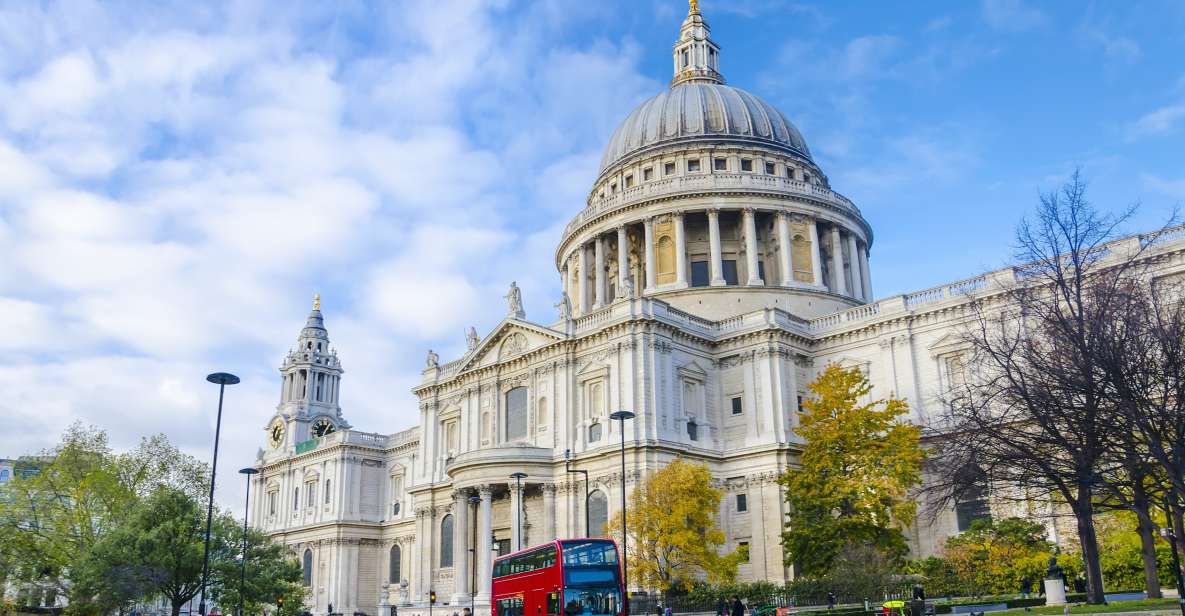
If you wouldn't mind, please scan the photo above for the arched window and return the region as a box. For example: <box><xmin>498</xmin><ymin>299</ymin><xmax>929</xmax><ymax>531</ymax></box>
<box><xmin>440</xmin><ymin>514</ymin><xmax>454</xmax><ymax>567</ymax></box>
<box><xmin>389</xmin><ymin>545</ymin><xmax>402</xmax><ymax>583</ymax></box>
<box><xmin>302</xmin><ymin>549</ymin><xmax>313</xmax><ymax>586</ymax></box>
<box><xmin>505</xmin><ymin>387</ymin><xmax>528</xmax><ymax>442</ymax></box>
<box><xmin>588</xmin><ymin>490</ymin><xmax>609</xmax><ymax>538</ymax></box>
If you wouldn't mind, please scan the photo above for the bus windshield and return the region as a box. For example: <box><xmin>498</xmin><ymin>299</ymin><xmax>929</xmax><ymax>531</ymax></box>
<box><xmin>562</xmin><ymin>587</ymin><xmax>621</xmax><ymax>616</ymax></box>
<box><xmin>561</xmin><ymin>541</ymin><xmax>619</xmax><ymax>567</ymax></box>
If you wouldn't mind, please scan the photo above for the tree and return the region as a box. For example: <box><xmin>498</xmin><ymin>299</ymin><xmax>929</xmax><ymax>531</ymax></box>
<box><xmin>931</xmin><ymin>172</ymin><xmax>1153</xmax><ymax>603</ymax></box>
<box><xmin>608</xmin><ymin>458</ymin><xmax>741</xmax><ymax>592</ymax></box>
<box><xmin>209</xmin><ymin>523</ymin><xmax>305</xmax><ymax>616</ymax></box>
<box><xmin>942</xmin><ymin>518</ymin><xmax>1053</xmax><ymax>595</ymax></box>
<box><xmin>780</xmin><ymin>364</ymin><xmax>923</xmax><ymax>576</ymax></box>
<box><xmin>77</xmin><ymin>487</ymin><xmax>212</xmax><ymax>616</ymax></box>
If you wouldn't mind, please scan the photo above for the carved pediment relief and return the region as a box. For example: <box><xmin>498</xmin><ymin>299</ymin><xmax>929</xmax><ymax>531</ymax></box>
<box><xmin>927</xmin><ymin>332</ymin><xmax>970</xmax><ymax>357</ymax></box>
<box><xmin>457</xmin><ymin>320</ymin><xmax>566</xmax><ymax>373</ymax></box>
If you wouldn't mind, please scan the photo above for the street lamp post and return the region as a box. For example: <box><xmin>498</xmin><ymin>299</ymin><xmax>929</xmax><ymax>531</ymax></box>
<box><xmin>509</xmin><ymin>472</ymin><xmax>528</xmax><ymax>552</ymax></box>
<box><xmin>564</xmin><ymin>449</ymin><xmax>590</xmax><ymax>537</ymax></box>
<box><xmin>200</xmin><ymin>372</ymin><xmax>240</xmax><ymax>616</ymax></box>
<box><xmin>1162</xmin><ymin>497</ymin><xmax>1185</xmax><ymax>616</ymax></box>
<box><xmin>608</xmin><ymin>410</ymin><xmax>635</xmax><ymax>615</ymax></box>
<box><xmin>469</xmin><ymin>494</ymin><xmax>480</xmax><ymax>614</ymax></box>
<box><xmin>238</xmin><ymin>468</ymin><xmax>259</xmax><ymax>616</ymax></box>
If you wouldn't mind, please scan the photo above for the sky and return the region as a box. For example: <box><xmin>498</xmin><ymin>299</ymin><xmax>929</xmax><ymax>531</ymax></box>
<box><xmin>1</xmin><ymin>0</ymin><xmax>1183</xmax><ymax>511</ymax></box>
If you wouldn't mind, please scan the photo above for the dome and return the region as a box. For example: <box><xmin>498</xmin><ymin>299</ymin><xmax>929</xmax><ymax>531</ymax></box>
<box><xmin>599</xmin><ymin>82</ymin><xmax>813</xmax><ymax>174</ymax></box>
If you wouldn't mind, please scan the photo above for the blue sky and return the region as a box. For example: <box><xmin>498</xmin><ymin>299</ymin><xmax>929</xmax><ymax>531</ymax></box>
<box><xmin>1</xmin><ymin>0</ymin><xmax>1183</xmax><ymax>509</ymax></box>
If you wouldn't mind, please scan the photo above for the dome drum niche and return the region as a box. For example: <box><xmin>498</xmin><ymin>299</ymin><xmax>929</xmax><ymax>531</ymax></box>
<box><xmin>556</xmin><ymin>3</ymin><xmax>872</xmax><ymax>321</ymax></box>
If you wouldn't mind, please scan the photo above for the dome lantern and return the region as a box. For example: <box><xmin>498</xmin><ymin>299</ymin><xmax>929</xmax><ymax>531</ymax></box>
<box><xmin>672</xmin><ymin>0</ymin><xmax>723</xmax><ymax>86</ymax></box>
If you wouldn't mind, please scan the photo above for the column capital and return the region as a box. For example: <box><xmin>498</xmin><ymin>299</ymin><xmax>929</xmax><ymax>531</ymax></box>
<box><xmin>542</xmin><ymin>483</ymin><xmax>558</xmax><ymax>495</ymax></box>
<box><xmin>477</xmin><ymin>484</ymin><xmax>494</xmax><ymax>498</ymax></box>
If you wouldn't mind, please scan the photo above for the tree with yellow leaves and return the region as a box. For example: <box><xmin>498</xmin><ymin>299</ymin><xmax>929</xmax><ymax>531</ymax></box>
<box><xmin>608</xmin><ymin>458</ymin><xmax>742</xmax><ymax>593</ymax></box>
<box><xmin>780</xmin><ymin>364</ymin><xmax>923</xmax><ymax>576</ymax></box>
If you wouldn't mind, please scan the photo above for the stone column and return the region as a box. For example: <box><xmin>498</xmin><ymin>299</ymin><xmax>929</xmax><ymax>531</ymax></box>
<box><xmin>808</xmin><ymin>218</ymin><xmax>824</xmax><ymax>286</ymax></box>
<box><xmin>743</xmin><ymin>208</ymin><xmax>763</xmax><ymax>285</ymax></box>
<box><xmin>510</xmin><ymin>481</ymin><xmax>524</xmax><ymax>552</ymax></box>
<box><xmin>451</xmin><ymin>490</ymin><xmax>470</xmax><ymax>604</ymax></box>
<box><xmin>594</xmin><ymin>235</ymin><xmax>606</xmax><ymax>308</ymax></box>
<box><xmin>707</xmin><ymin>208</ymin><xmax>725</xmax><ymax>286</ymax></box>
<box><xmin>542</xmin><ymin>484</ymin><xmax>557</xmax><ymax>540</ymax></box>
<box><xmin>616</xmin><ymin>226</ymin><xmax>629</xmax><ymax>296</ymax></box>
<box><xmin>860</xmin><ymin>244</ymin><xmax>873</xmax><ymax>300</ymax></box>
<box><xmin>777</xmin><ymin>212</ymin><xmax>793</xmax><ymax>286</ymax></box>
<box><xmin>577</xmin><ymin>244</ymin><xmax>589</xmax><ymax>314</ymax></box>
<box><xmin>643</xmin><ymin>218</ymin><xmax>656</xmax><ymax>292</ymax></box>
<box><xmin>475</xmin><ymin>486</ymin><xmax>493</xmax><ymax>604</ymax></box>
<box><xmin>829</xmin><ymin>226</ymin><xmax>846</xmax><ymax>294</ymax></box>
<box><xmin>674</xmin><ymin>213</ymin><xmax>688</xmax><ymax>287</ymax></box>
<box><xmin>848</xmin><ymin>233</ymin><xmax>864</xmax><ymax>301</ymax></box>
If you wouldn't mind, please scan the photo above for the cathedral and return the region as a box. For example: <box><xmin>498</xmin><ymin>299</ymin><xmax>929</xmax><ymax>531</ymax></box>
<box><xmin>250</xmin><ymin>4</ymin><xmax>1185</xmax><ymax>616</ymax></box>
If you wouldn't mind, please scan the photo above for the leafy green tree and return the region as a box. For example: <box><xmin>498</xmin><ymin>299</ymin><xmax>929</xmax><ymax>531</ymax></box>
<box><xmin>0</xmin><ymin>424</ymin><xmax>208</xmax><ymax>608</ymax></box>
<box><xmin>942</xmin><ymin>518</ymin><xmax>1052</xmax><ymax>595</ymax></box>
<box><xmin>209</xmin><ymin>523</ymin><xmax>305</xmax><ymax>616</ymax></box>
<box><xmin>779</xmin><ymin>364</ymin><xmax>924</xmax><ymax>576</ymax></box>
<box><xmin>608</xmin><ymin>458</ymin><xmax>742</xmax><ymax>592</ymax></box>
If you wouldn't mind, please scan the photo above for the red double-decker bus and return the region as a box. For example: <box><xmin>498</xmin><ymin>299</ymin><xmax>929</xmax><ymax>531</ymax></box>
<box><xmin>491</xmin><ymin>539</ymin><xmax>623</xmax><ymax>616</ymax></box>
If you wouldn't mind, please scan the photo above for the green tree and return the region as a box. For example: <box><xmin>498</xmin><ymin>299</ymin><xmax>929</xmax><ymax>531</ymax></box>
<box><xmin>779</xmin><ymin>364</ymin><xmax>924</xmax><ymax>576</ymax></box>
<box><xmin>209</xmin><ymin>523</ymin><xmax>305</xmax><ymax>616</ymax></box>
<box><xmin>608</xmin><ymin>458</ymin><xmax>742</xmax><ymax>592</ymax></box>
<box><xmin>942</xmin><ymin>518</ymin><xmax>1052</xmax><ymax>595</ymax></box>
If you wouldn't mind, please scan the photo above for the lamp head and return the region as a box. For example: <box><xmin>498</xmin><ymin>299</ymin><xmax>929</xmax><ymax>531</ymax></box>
<box><xmin>207</xmin><ymin>372</ymin><xmax>241</xmax><ymax>385</ymax></box>
<box><xmin>609</xmin><ymin>410</ymin><xmax>635</xmax><ymax>421</ymax></box>
<box><xmin>509</xmin><ymin>472</ymin><xmax>528</xmax><ymax>480</ymax></box>
<box><xmin>239</xmin><ymin>467</ymin><xmax>259</xmax><ymax>476</ymax></box>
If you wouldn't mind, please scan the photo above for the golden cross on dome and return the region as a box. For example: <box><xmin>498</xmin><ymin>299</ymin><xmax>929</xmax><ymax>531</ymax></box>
<box><xmin>689</xmin><ymin>0</ymin><xmax>700</xmax><ymax>15</ymax></box>
<box><xmin>313</xmin><ymin>292</ymin><xmax>321</xmax><ymax>311</ymax></box>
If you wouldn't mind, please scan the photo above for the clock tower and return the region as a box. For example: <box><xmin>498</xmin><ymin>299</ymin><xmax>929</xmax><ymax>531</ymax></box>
<box><xmin>266</xmin><ymin>293</ymin><xmax>350</xmax><ymax>452</ymax></box>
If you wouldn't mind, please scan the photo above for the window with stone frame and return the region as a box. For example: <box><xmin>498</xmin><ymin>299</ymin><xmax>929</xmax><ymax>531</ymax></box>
<box><xmin>687</xmin><ymin>158</ymin><xmax>701</xmax><ymax>172</ymax></box>
<box><xmin>444</xmin><ymin>418</ymin><xmax>459</xmax><ymax>456</ymax></box>
<box><xmin>305</xmin><ymin>480</ymin><xmax>317</xmax><ymax>507</ymax></box>
<box><xmin>389</xmin><ymin>544</ymin><xmax>402</xmax><ymax>583</ymax></box>
<box><xmin>740</xmin><ymin>158</ymin><xmax>753</xmax><ymax>172</ymax></box>
<box><xmin>664</xmin><ymin>161</ymin><xmax>676</xmax><ymax>176</ymax></box>
<box><xmin>302</xmin><ymin>549</ymin><xmax>313</xmax><ymax>585</ymax></box>
<box><xmin>588</xmin><ymin>490</ymin><xmax>609</xmax><ymax>537</ymax></box>
<box><xmin>765</xmin><ymin>161</ymin><xmax>776</xmax><ymax>175</ymax></box>
<box><xmin>324</xmin><ymin>479</ymin><xmax>331</xmax><ymax>504</ymax></box>
<box><xmin>625</xmin><ymin>174</ymin><xmax>634</xmax><ymax>188</ymax></box>
<box><xmin>390</xmin><ymin>474</ymin><xmax>403</xmax><ymax>516</ymax></box>
<box><xmin>736</xmin><ymin>493</ymin><xmax>748</xmax><ymax>513</ymax></box>
<box><xmin>505</xmin><ymin>387</ymin><xmax>529</xmax><ymax>442</ymax></box>
<box><xmin>440</xmin><ymin>514</ymin><xmax>454</xmax><ymax>567</ymax></box>
<box><xmin>643</xmin><ymin>167</ymin><xmax>653</xmax><ymax>181</ymax></box>
<box><xmin>268</xmin><ymin>489</ymin><xmax>278</xmax><ymax>515</ymax></box>
<box><xmin>713</xmin><ymin>157</ymin><xmax>727</xmax><ymax>171</ymax></box>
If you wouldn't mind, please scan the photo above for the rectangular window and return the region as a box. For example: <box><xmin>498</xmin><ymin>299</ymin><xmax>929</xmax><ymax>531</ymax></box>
<box><xmin>643</xmin><ymin>167</ymin><xmax>653</xmax><ymax>181</ymax></box>
<box><xmin>757</xmin><ymin>260</ymin><xmax>766</xmax><ymax>281</ymax></box>
<box><xmin>765</xmin><ymin>162</ymin><xmax>776</xmax><ymax>175</ymax></box>
<box><xmin>495</xmin><ymin>538</ymin><xmax>511</xmax><ymax>557</ymax></box>
<box><xmin>804</xmin><ymin>172</ymin><xmax>812</xmax><ymax>184</ymax></box>
<box><xmin>687</xmin><ymin>159</ymin><xmax>701</xmax><ymax>172</ymax></box>
<box><xmin>664</xmin><ymin>162</ymin><xmax>676</xmax><ymax>176</ymax></box>
<box><xmin>738</xmin><ymin>541</ymin><xmax>750</xmax><ymax>562</ymax></box>
<box><xmin>740</xmin><ymin>158</ymin><xmax>753</xmax><ymax>172</ymax></box>
<box><xmin>731</xmin><ymin>396</ymin><xmax>743</xmax><ymax>415</ymax></box>
<box><xmin>722</xmin><ymin>260</ymin><xmax>739</xmax><ymax>285</ymax></box>
<box><xmin>268</xmin><ymin>491</ymin><xmax>277</xmax><ymax>515</ymax></box>
<box><xmin>690</xmin><ymin>261</ymin><xmax>709</xmax><ymax>287</ymax></box>
<box><xmin>506</xmin><ymin>387</ymin><xmax>529</xmax><ymax>441</ymax></box>
<box><xmin>787</xmin><ymin>167</ymin><xmax>797</xmax><ymax>179</ymax></box>
<box><xmin>713</xmin><ymin>158</ymin><xmax>727</xmax><ymax>171</ymax></box>
<box><xmin>293</xmin><ymin>487</ymin><xmax>299</xmax><ymax>510</ymax></box>
<box><xmin>624</xmin><ymin>174</ymin><xmax>634</xmax><ymax>188</ymax></box>
<box><xmin>306</xmin><ymin>482</ymin><xmax>316</xmax><ymax>507</ymax></box>
<box><xmin>736</xmin><ymin>493</ymin><xmax>748</xmax><ymax>512</ymax></box>
<box><xmin>325</xmin><ymin>479</ymin><xmax>331</xmax><ymax>504</ymax></box>
<box><xmin>610</xmin><ymin>182</ymin><xmax>617</xmax><ymax>193</ymax></box>
<box><xmin>687</xmin><ymin>421</ymin><xmax>698</xmax><ymax>441</ymax></box>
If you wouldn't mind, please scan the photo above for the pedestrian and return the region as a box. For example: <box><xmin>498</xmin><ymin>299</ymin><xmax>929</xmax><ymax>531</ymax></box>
<box><xmin>463</xmin><ymin>609</ymin><xmax>471</xmax><ymax>616</ymax></box>
<box><xmin>827</xmin><ymin>593</ymin><xmax>836</xmax><ymax>611</ymax></box>
<box><xmin>717</xmin><ymin>598</ymin><xmax>728</xmax><ymax>616</ymax></box>
<box><xmin>1020</xmin><ymin>577</ymin><xmax>1031</xmax><ymax>599</ymax></box>
<box><xmin>731</xmin><ymin>597</ymin><xmax>745</xmax><ymax>616</ymax></box>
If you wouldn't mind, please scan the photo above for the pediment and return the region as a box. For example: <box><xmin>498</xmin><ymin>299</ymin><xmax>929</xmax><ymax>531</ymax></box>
<box><xmin>677</xmin><ymin>360</ymin><xmax>710</xmax><ymax>379</ymax></box>
<box><xmin>458</xmin><ymin>319</ymin><xmax>566</xmax><ymax>372</ymax></box>
<box><xmin>927</xmin><ymin>332</ymin><xmax>969</xmax><ymax>356</ymax></box>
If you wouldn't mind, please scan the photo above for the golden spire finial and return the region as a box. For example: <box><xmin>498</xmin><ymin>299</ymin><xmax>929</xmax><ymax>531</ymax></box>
<box><xmin>689</xmin><ymin>0</ymin><xmax>700</xmax><ymax>15</ymax></box>
<box><xmin>313</xmin><ymin>292</ymin><xmax>321</xmax><ymax>311</ymax></box>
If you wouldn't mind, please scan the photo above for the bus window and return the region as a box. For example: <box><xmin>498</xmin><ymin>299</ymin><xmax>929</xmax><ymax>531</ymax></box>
<box><xmin>561</xmin><ymin>541</ymin><xmax>618</xmax><ymax>567</ymax></box>
<box><xmin>548</xmin><ymin>592</ymin><xmax>560</xmax><ymax>616</ymax></box>
<box><xmin>562</xmin><ymin>588</ymin><xmax>620</xmax><ymax>616</ymax></box>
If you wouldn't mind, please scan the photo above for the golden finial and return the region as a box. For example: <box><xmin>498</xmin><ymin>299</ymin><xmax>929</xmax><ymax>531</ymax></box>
<box><xmin>313</xmin><ymin>292</ymin><xmax>321</xmax><ymax>311</ymax></box>
<box><xmin>689</xmin><ymin>0</ymin><xmax>700</xmax><ymax>15</ymax></box>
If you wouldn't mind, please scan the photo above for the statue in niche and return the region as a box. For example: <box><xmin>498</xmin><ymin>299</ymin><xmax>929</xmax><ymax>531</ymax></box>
<box><xmin>621</xmin><ymin>275</ymin><xmax>635</xmax><ymax>299</ymax></box>
<box><xmin>505</xmin><ymin>281</ymin><xmax>525</xmax><ymax>318</ymax></box>
<box><xmin>425</xmin><ymin>349</ymin><xmax>439</xmax><ymax>368</ymax></box>
<box><xmin>555</xmin><ymin>292</ymin><xmax>572</xmax><ymax>320</ymax></box>
<box><xmin>466</xmin><ymin>327</ymin><xmax>480</xmax><ymax>351</ymax></box>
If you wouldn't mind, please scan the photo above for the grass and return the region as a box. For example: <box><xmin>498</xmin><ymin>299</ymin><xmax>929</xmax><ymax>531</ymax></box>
<box><xmin>995</xmin><ymin>598</ymin><xmax>1181</xmax><ymax>615</ymax></box>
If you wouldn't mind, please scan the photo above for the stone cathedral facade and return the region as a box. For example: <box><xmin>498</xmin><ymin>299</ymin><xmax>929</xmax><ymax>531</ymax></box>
<box><xmin>250</xmin><ymin>4</ymin><xmax>1185</xmax><ymax>616</ymax></box>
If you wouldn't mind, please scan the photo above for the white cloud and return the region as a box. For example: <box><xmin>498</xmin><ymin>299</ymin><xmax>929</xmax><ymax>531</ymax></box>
<box><xmin>1127</xmin><ymin>103</ymin><xmax>1185</xmax><ymax>140</ymax></box>
<box><xmin>982</xmin><ymin>0</ymin><xmax>1046</xmax><ymax>31</ymax></box>
<box><xmin>1143</xmin><ymin>174</ymin><xmax>1185</xmax><ymax>200</ymax></box>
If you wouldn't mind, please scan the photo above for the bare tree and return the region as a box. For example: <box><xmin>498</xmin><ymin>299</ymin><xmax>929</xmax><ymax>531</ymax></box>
<box><xmin>931</xmin><ymin>172</ymin><xmax>1146</xmax><ymax>604</ymax></box>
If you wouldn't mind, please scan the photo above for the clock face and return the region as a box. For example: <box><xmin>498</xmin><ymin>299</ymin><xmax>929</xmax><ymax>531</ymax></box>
<box><xmin>268</xmin><ymin>421</ymin><xmax>285</xmax><ymax>448</ymax></box>
<box><xmin>312</xmin><ymin>418</ymin><xmax>336</xmax><ymax>438</ymax></box>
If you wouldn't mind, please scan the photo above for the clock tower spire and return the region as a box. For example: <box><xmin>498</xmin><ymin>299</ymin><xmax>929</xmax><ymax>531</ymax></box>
<box><xmin>267</xmin><ymin>294</ymin><xmax>350</xmax><ymax>452</ymax></box>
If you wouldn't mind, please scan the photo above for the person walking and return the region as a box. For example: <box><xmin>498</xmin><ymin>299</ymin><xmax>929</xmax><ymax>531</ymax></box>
<box><xmin>716</xmin><ymin>598</ymin><xmax>727</xmax><ymax>616</ymax></box>
<box><xmin>827</xmin><ymin>593</ymin><xmax>836</xmax><ymax>611</ymax></box>
<box><xmin>731</xmin><ymin>597</ymin><xmax>745</xmax><ymax>616</ymax></box>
